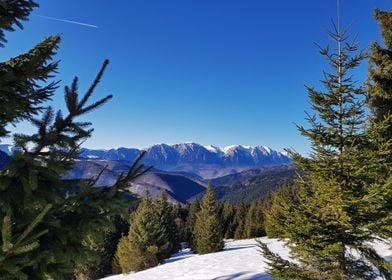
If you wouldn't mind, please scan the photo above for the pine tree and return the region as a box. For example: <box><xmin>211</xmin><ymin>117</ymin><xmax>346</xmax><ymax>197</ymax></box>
<box><xmin>368</xmin><ymin>10</ymin><xmax>392</xmax><ymax>129</ymax></box>
<box><xmin>221</xmin><ymin>202</ymin><xmax>236</xmax><ymax>239</ymax></box>
<box><xmin>260</xmin><ymin>3</ymin><xmax>392</xmax><ymax>278</ymax></box>
<box><xmin>263</xmin><ymin>184</ymin><xmax>296</xmax><ymax>238</ymax></box>
<box><xmin>0</xmin><ymin>1</ymin><xmax>38</xmax><ymax>47</ymax></box>
<box><xmin>154</xmin><ymin>191</ymin><xmax>180</xmax><ymax>258</ymax></box>
<box><xmin>365</xmin><ymin>9</ymin><xmax>392</xmax><ymax>239</ymax></box>
<box><xmin>0</xmin><ymin>2</ymin><xmax>150</xmax><ymax>278</ymax></box>
<box><xmin>233</xmin><ymin>203</ymin><xmax>247</xmax><ymax>239</ymax></box>
<box><xmin>115</xmin><ymin>193</ymin><xmax>162</xmax><ymax>273</ymax></box>
<box><xmin>243</xmin><ymin>200</ymin><xmax>265</xmax><ymax>238</ymax></box>
<box><xmin>193</xmin><ymin>186</ymin><xmax>224</xmax><ymax>254</ymax></box>
<box><xmin>0</xmin><ymin>4</ymin><xmax>58</xmax><ymax>138</ymax></box>
<box><xmin>184</xmin><ymin>199</ymin><xmax>200</xmax><ymax>248</ymax></box>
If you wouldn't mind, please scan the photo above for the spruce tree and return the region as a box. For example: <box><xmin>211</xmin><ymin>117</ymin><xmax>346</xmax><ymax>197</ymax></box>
<box><xmin>221</xmin><ymin>202</ymin><xmax>236</xmax><ymax>239</ymax></box>
<box><xmin>184</xmin><ymin>199</ymin><xmax>200</xmax><ymax>248</ymax></box>
<box><xmin>243</xmin><ymin>200</ymin><xmax>265</xmax><ymax>238</ymax></box>
<box><xmin>172</xmin><ymin>203</ymin><xmax>187</xmax><ymax>244</ymax></box>
<box><xmin>0</xmin><ymin>1</ymin><xmax>37</xmax><ymax>47</ymax></box>
<box><xmin>0</xmin><ymin>2</ymin><xmax>150</xmax><ymax>278</ymax></box>
<box><xmin>115</xmin><ymin>193</ymin><xmax>162</xmax><ymax>273</ymax></box>
<box><xmin>368</xmin><ymin>10</ymin><xmax>392</xmax><ymax>129</ymax></box>
<box><xmin>260</xmin><ymin>3</ymin><xmax>392</xmax><ymax>279</ymax></box>
<box><xmin>233</xmin><ymin>203</ymin><xmax>247</xmax><ymax>240</ymax></box>
<box><xmin>365</xmin><ymin>9</ymin><xmax>392</xmax><ymax>239</ymax></box>
<box><xmin>154</xmin><ymin>191</ymin><xmax>179</xmax><ymax>258</ymax></box>
<box><xmin>263</xmin><ymin>184</ymin><xmax>296</xmax><ymax>238</ymax></box>
<box><xmin>193</xmin><ymin>186</ymin><xmax>224</xmax><ymax>254</ymax></box>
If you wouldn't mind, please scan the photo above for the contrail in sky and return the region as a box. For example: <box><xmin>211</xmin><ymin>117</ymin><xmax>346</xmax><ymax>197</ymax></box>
<box><xmin>35</xmin><ymin>15</ymin><xmax>99</xmax><ymax>29</ymax></box>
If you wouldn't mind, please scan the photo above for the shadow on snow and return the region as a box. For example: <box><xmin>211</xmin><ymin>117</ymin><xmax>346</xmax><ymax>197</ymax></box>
<box><xmin>211</xmin><ymin>271</ymin><xmax>272</xmax><ymax>280</ymax></box>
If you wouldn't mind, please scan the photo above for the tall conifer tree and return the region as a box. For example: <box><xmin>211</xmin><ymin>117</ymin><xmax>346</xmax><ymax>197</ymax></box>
<box><xmin>154</xmin><ymin>191</ymin><xmax>180</xmax><ymax>258</ymax></box>
<box><xmin>221</xmin><ymin>202</ymin><xmax>236</xmax><ymax>239</ymax></box>
<box><xmin>115</xmin><ymin>193</ymin><xmax>162</xmax><ymax>273</ymax></box>
<box><xmin>260</xmin><ymin>2</ymin><xmax>392</xmax><ymax>278</ymax></box>
<box><xmin>365</xmin><ymin>9</ymin><xmax>392</xmax><ymax>239</ymax></box>
<box><xmin>185</xmin><ymin>199</ymin><xmax>200</xmax><ymax>248</ymax></box>
<box><xmin>233</xmin><ymin>203</ymin><xmax>247</xmax><ymax>240</ymax></box>
<box><xmin>0</xmin><ymin>1</ymin><xmax>150</xmax><ymax>278</ymax></box>
<box><xmin>263</xmin><ymin>184</ymin><xmax>296</xmax><ymax>238</ymax></box>
<box><xmin>193</xmin><ymin>186</ymin><xmax>224</xmax><ymax>254</ymax></box>
<box><xmin>243</xmin><ymin>200</ymin><xmax>265</xmax><ymax>238</ymax></box>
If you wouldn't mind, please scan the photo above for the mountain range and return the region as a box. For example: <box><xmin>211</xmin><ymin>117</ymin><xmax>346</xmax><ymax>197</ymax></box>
<box><xmin>80</xmin><ymin>143</ymin><xmax>291</xmax><ymax>179</ymax></box>
<box><xmin>0</xmin><ymin>143</ymin><xmax>293</xmax><ymax>204</ymax></box>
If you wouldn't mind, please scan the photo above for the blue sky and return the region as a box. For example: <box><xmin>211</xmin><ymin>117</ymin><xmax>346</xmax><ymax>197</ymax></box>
<box><xmin>1</xmin><ymin>0</ymin><xmax>391</xmax><ymax>154</ymax></box>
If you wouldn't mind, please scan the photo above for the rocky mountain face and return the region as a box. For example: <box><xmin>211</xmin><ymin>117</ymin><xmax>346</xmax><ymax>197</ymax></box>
<box><xmin>80</xmin><ymin>143</ymin><xmax>291</xmax><ymax>179</ymax></box>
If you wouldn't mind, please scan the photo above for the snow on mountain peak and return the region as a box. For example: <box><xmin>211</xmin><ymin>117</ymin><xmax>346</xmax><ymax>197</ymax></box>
<box><xmin>222</xmin><ymin>145</ymin><xmax>239</xmax><ymax>153</ymax></box>
<box><xmin>204</xmin><ymin>145</ymin><xmax>222</xmax><ymax>153</ymax></box>
<box><xmin>262</xmin><ymin>145</ymin><xmax>271</xmax><ymax>153</ymax></box>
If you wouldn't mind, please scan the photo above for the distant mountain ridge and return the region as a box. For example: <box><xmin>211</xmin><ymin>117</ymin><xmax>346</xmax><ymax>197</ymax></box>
<box><xmin>63</xmin><ymin>159</ymin><xmax>207</xmax><ymax>204</ymax></box>
<box><xmin>79</xmin><ymin>143</ymin><xmax>291</xmax><ymax>179</ymax></box>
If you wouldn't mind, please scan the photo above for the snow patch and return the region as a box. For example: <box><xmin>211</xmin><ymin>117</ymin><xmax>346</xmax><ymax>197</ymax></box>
<box><xmin>101</xmin><ymin>238</ymin><xmax>392</xmax><ymax>280</ymax></box>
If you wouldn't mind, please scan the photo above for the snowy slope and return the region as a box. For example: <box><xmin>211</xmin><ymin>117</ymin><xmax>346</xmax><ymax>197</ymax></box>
<box><xmin>101</xmin><ymin>238</ymin><xmax>392</xmax><ymax>280</ymax></box>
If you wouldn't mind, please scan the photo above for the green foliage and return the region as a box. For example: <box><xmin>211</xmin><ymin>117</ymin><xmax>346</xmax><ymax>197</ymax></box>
<box><xmin>368</xmin><ymin>10</ymin><xmax>392</xmax><ymax>127</ymax></box>
<box><xmin>221</xmin><ymin>203</ymin><xmax>236</xmax><ymax>239</ymax></box>
<box><xmin>115</xmin><ymin>234</ymin><xmax>158</xmax><ymax>274</ymax></box>
<box><xmin>233</xmin><ymin>203</ymin><xmax>247</xmax><ymax>239</ymax></box>
<box><xmin>243</xmin><ymin>200</ymin><xmax>265</xmax><ymax>238</ymax></box>
<box><xmin>193</xmin><ymin>185</ymin><xmax>224</xmax><ymax>254</ymax></box>
<box><xmin>0</xmin><ymin>35</ymin><xmax>60</xmax><ymax>138</ymax></box>
<box><xmin>0</xmin><ymin>2</ymin><xmax>150</xmax><ymax>278</ymax></box>
<box><xmin>0</xmin><ymin>0</ymin><xmax>38</xmax><ymax>47</ymax></box>
<box><xmin>172</xmin><ymin>203</ymin><xmax>188</xmax><ymax>244</ymax></box>
<box><xmin>114</xmin><ymin>193</ymin><xmax>178</xmax><ymax>273</ymax></box>
<box><xmin>153</xmin><ymin>191</ymin><xmax>180</xmax><ymax>259</ymax></box>
<box><xmin>366</xmin><ymin>9</ymin><xmax>392</xmax><ymax>240</ymax></box>
<box><xmin>214</xmin><ymin>169</ymin><xmax>296</xmax><ymax>204</ymax></box>
<box><xmin>263</xmin><ymin>184</ymin><xmax>296</xmax><ymax>238</ymax></box>
<box><xmin>184</xmin><ymin>199</ymin><xmax>200</xmax><ymax>248</ymax></box>
<box><xmin>258</xmin><ymin>241</ymin><xmax>304</xmax><ymax>279</ymax></box>
<box><xmin>260</xmin><ymin>10</ymin><xmax>392</xmax><ymax>279</ymax></box>
<box><xmin>0</xmin><ymin>205</ymin><xmax>51</xmax><ymax>280</ymax></box>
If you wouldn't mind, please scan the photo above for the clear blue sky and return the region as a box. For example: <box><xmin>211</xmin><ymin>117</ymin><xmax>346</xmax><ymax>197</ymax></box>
<box><xmin>1</xmin><ymin>0</ymin><xmax>391</xmax><ymax>154</ymax></box>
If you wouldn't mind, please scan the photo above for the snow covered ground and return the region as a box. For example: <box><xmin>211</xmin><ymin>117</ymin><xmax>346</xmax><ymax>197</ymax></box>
<box><xmin>102</xmin><ymin>237</ymin><xmax>392</xmax><ymax>280</ymax></box>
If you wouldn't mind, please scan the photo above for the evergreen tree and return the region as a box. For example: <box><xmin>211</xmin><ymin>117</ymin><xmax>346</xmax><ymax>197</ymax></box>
<box><xmin>243</xmin><ymin>200</ymin><xmax>265</xmax><ymax>238</ymax></box>
<box><xmin>260</xmin><ymin>4</ymin><xmax>392</xmax><ymax>279</ymax></box>
<box><xmin>184</xmin><ymin>199</ymin><xmax>200</xmax><ymax>248</ymax></box>
<box><xmin>115</xmin><ymin>193</ymin><xmax>162</xmax><ymax>273</ymax></box>
<box><xmin>193</xmin><ymin>186</ymin><xmax>224</xmax><ymax>254</ymax></box>
<box><xmin>233</xmin><ymin>203</ymin><xmax>247</xmax><ymax>240</ymax></box>
<box><xmin>263</xmin><ymin>184</ymin><xmax>296</xmax><ymax>238</ymax></box>
<box><xmin>0</xmin><ymin>0</ymin><xmax>38</xmax><ymax>47</ymax></box>
<box><xmin>0</xmin><ymin>2</ymin><xmax>150</xmax><ymax>278</ymax></box>
<box><xmin>154</xmin><ymin>191</ymin><xmax>180</xmax><ymax>258</ymax></box>
<box><xmin>365</xmin><ymin>9</ymin><xmax>392</xmax><ymax>239</ymax></box>
<box><xmin>221</xmin><ymin>202</ymin><xmax>236</xmax><ymax>239</ymax></box>
<box><xmin>172</xmin><ymin>203</ymin><xmax>188</xmax><ymax>244</ymax></box>
<box><xmin>368</xmin><ymin>10</ymin><xmax>392</xmax><ymax>129</ymax></box>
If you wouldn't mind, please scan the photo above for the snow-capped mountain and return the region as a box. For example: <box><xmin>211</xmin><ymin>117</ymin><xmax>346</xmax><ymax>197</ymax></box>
<box><xmin>1</xmin><ymin>143</ymin><xmax>291</xmax><ymax>179</ymax></box>
<box><xmin>80</xmin><ymin>143</ymin><xmax>291</xmax><ymax>178</ymax></box>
